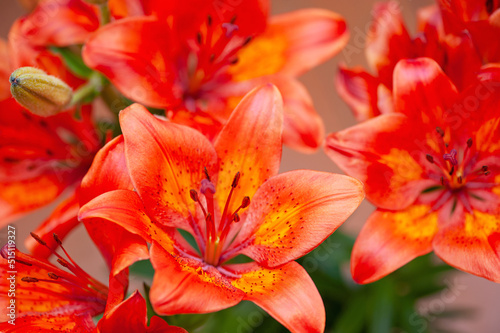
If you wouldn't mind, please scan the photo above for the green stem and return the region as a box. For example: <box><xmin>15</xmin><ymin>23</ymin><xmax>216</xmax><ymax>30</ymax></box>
<box><xmin>70</xmin><ymin>73</ymin><xmax>106</xmax><ymax>105</ymax></box>
<box><xmin>99</xmin><ymin>3</ymin><xmax>111</xmax><ymax>25</ymax></box>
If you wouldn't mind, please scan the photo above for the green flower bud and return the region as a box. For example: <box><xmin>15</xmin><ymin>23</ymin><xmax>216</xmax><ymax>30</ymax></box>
<box><xmin>10</xmin><ymin>67</ymin><xmax>73</xmax><ymax>117</ymax></box>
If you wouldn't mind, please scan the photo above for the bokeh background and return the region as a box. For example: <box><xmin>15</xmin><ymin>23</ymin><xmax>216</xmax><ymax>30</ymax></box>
<box><xmin>0</xmin><ymin>0</ymin><xmax>499</xmax><ymax>331</ymax></box>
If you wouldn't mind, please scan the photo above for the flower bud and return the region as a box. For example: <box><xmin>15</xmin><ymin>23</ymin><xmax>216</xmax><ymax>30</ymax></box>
<box><xmin>10</xmin><ymin>67</ymin><xmax>73</xmax><ymax>117</ymax></box>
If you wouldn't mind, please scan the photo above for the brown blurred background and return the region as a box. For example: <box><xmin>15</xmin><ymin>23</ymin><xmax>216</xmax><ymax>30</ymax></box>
<box><xmin>1</xmin><ymin>0</ymin><xmax>499</xmax><ymax>331</ymax></box>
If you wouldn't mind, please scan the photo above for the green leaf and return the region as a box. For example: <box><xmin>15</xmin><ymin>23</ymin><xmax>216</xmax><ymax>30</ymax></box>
<box><xmin>50</xmin><ymin>46</ymin><xmax>93</xmax><ymax>79</ymax></box>
<box><xmin>330</xmin><ymin>293</ymin><xmax>366</xmax><ymax>333</ymax></box>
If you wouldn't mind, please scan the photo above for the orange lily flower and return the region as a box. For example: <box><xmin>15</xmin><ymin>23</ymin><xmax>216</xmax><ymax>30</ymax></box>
<box><xmin>79</xmin><ymin>85</ymin><xmax>364</xmax><ymax>332</ymax></box>
<box><xmin>82</xmin><ymin>0</ymin><xmax>348</xmax><ymax>152</ymax></box>
<box><xmin>0</xmin><ymin>236</ymin><xmax>182</xmax><ymax>332</ymax></box>
<box><xmin>326</xmin><ymin>57</ymin><xmax>500</xmax><ymax>284</ymax></box>
<box><xmin>337</xmin><ymin>1</ymin><xmax>483</xmax><ymax>121</ymax></box>
<box><xmin>0</xmin><ymin>235</ymin><xmax>108</xmax><ymax>331</ymax></box>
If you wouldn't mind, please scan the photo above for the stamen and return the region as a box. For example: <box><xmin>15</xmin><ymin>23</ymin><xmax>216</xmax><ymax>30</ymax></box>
<box><xmin>30</xmin><ymin>232</ymin><xmax>47</xmax><ymax>246</ymax></box>
<box><xmin>467</xmin><ymin>138</ymin><xmax>473</xmax><ymax>148</ymax></box>
<box><xmin>204</xmin><ymin>167</ymin><xmax>211</xmax><ymax>181</ymax></box>
<box><xmin>190</xmin><ymin>189</ymin><xmax>199</xmax><ymax>202</ymax></box>
<box><xmin>57</xmin><ymin>258</ymin><xmax>70</xmax><ymax>268</ymax></box>
<box><xmin>426</xmin><ymin>154</ymin><xmax>434</xmax><ymax>163</ymax></box>
<box><xmin>230</xmin><ymin>15</ymin><xmax>237</xmax><ymax>24</ymax></box>
<box><xmin>436</xmin><ymin>127</ymin><xmax>445</xmax><ymax>138</ymax></box>
<box><xmin>231</xmin><ymin>172</ymin><xmax>241</xmax><ymax>188</ymax></box>
<box><xmin>48</xmin><ymin>272</ymin><xmax>59</xmax><ymax>280</ymax></box>
<box><xmin>21</xmin><ymin>277</ymin><xmax>39</xmax><ymax>283</ymax></box>
<box><xmin>233</xmin><ymin>213</ymin><xmax>241</xmax><ymax>222</ymax></box>
<box><xmin>449</xmin><ymin>165</ymin><xmax>455</xmax><ymax>176</ymax></box>
<box><xmin>207</xmin><ymin>15</ymin><xmax>212</xmax><ymax>26</ymax></box>
<box><xmin>197</xmin><ymin>32</ymin><xmax>203</xmax><ymax>45</ymax></box>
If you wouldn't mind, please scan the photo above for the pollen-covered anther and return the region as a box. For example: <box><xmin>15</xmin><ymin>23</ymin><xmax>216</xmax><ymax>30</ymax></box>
<box><xmin>21</xmin><ymin>276</ymin><xmax>39</xmax><ymax>283</ymax></box>
<box><xmin>232</xmin><ymin>172</ymin><xmax>241</xmax><ymax>188</ymax></box>
<box><xmin>190</xmin><ymin>189</ymin><xmax>199</xmax><ymax>202</ymax></box>
<box><xmin>57</xmin><ymin>258</ymin><xmax>70</xmax><ymax>268</ymax></box>
<box><xmin>436</xmin><ymin>127</ymin><xmax>445</xmax><ymax>138</ymax></box>
<box><xmin>426</xmin><ymin>154</ymin><xmax>434</xmax><ymax>164</ymax></box>
<box><xmin>30</xmin><ymin>232</ymin><xmax>46</xmax><ymax>246</ymax></box>
<box><xmin>53</xmin><ymin>233</ymin><xmax>63</xmax><ymax>245</ymax></box>
<box><xmin>233</xmin><ymin>213</ymin><xmax>241</xmax><ymax>223</ymax></box>
<box><xmin>48</xmin><ymin>272</ymin><xmax>59</xmax><ymax>280</ymax></box>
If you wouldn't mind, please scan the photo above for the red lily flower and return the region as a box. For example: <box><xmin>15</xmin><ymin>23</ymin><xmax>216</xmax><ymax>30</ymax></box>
<box><xmin>337</xmin><ymin>1</ymin><xmax>483</xmax><ymax>121</ymax></box>
<box><xmin>326</xmin><ymin>57</ymin><xmax>500</xmax><ymax>284</ymax></box>
<box><xmin>79</xmin><ymin>85</ymin><xmax>364</xmax><ymax>332</ymax></box>
<box><xmin>438</xmin><ymin>0</ymin><xmax>500</xmax><ymax>63</ymax></box>
<box><xmin>82</xmin><ymin>0</ymin><xmax>348</xmax><ymax>152</ymax></box>
<box><xmin>0</xmin><ymin>237</ymin><xmax>182</xmax><ymax>332</ymax></box>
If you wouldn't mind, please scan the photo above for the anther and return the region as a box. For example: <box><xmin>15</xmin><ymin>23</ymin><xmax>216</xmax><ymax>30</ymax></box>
<box><xmin>485</xmin><ymin>170</ymin><xmax>491</xmax><ymax>176</ymax></box>
<box><xmin>230</xmin><ymin>15</ymin><xmax>237</xmax><ymax>24</ymax></box>
<box><xmin>231</xmin><ymin>172</ymin><xmax>241</xmax><ymax>188</ymax></box>
<box><xmin>449</xmin><ymin>165</ymin><xmax>455</xmax><ymax>176</ymax></box>
<box><xmin>243</xmin><ymin>36</ymin><xmax>252</xmax><ymax>46</ymax></box>
<box><xmin>21</xmin><ymin>276</ymin><xmax>39</xmax><ymax>283</ymax></box>
<box><xmin>440</xmin><ymin>177</ymin><xmax>445</xmax><ymax>186</ymax></box>
<box><xmin>467</xmin><ymin>138</ymin><xmax>473</xmax><ymax>148</ymax></box>
<box><xmin>204</xmin><ymin>167</ymin><xmax>211</xmax><ymax>181</ymax></box>
<box><xmin>197</xmin><ymin>32</ymin><xmax>203</xmax><ymax>45</ymax></box>
<box><xmin>482</xmin><ymin>166</ymin><xmax>489</xmax><ymax>172</ymax></box>
<box><xmin>233</xmin><ymin>213</ymin><xmax>241</xmax><ymax>223</ymax></box>
<box><xmin>190</xmin><ymin>189</ymin><xmax>199</xmax><ymax>202</ymax></box>
<box><xmin>241</xmin><ymin>196</ymin><xmax>250</xmax><ymax>208</ymax></box>
<box><xmin>207</xmin><ymin>15</ymin><xmax>212</xmax><ymax>26</ymax></box>
<box><xmin>426</xmin><ymin>154</ymin><xmax>434</xmax><ymax>163</ymax></box>
<box><xmin>458</xmin><ymin>176</ymin><xmax>463</xmax><ymax>184</ymax></box>
<box><xmin>53</xmin><ymin>233</ymin><xmax>63</xmax><ymax>246</ymax></box>
<box><xmin>48</xmin><ymin>272</ymin><xmax>59</xmax><ymax>280</ymax></box>
<box><xmin>230</xmin><ymin>58</ymin><xmax>239</xmax><ymax>65</ymax></box>
<box><xmin>57</xmin><ymin>258</ymin><xmax>70</xmax><ymax>268</ymax></box>
<box><xmin>436</xmin><ymin>127</ymin><xmax>445</xmax><ymax>138</ymax></box>
<box><xmin>30</xmin><ymin>232</ymin><xmax>46</xmax><ymax>246</ymax></box>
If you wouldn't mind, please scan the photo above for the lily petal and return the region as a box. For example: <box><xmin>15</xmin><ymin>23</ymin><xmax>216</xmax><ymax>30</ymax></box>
<box><xmin>325</xmin><ymin>113</ymin><xmax>434</xmax><ymax>210</ymax></box>
<box><xmin>83</xmin><ymin>17</ymin><xmax>181</xmax><ymax>108</ymax></box>
<box><xmin>120</xmin><ymin>103</ymin><xmax>218</xmax><ymax>232</ymax></box>
<box><xmin>149</xmin><ymin>242</ymin><xmax>244</xmax><ymax>314</ymax></box>
<box><xmin>233</xmin><ymin>171</ymin><xmax>364</xmax><ymax>268</ymax></box>
<box><xmin>352</xmin><ymin>206</ymin><xmax>438</xmax><ymax>284</ymax></box>
<box><xmin>98</xmin><ymin>290</ymin><xmax>187</xmax><ymax>333</ymax></box>
<box><xmin>336</xmin><ymin>65</ymin><xmax>382</xmax><ymax>121</ymax></box>
<box><xmin>433</xmin><ymin>209</ymin><xmax>500</xmax><ymax>282</ymax></box>
<box><xmin>230</xmin><ymin>261</ymin><xmax>325</xmax><ymax>333</ymax></box>
<box><xmin>366</xmin><ymin>1</ymin><xmax>413</xmax><ymax>87</ymax></box>
<box><xmin>393</xmin><ymin>58</ymin><xmax>459</xmax><ymax>124</ymax></box>
<box><xmin>214</xmin><ymin>84</ymin><xmax>283</xmax><ymax>216</ymax></box>
<box><xmin>14</xmin><ymin>0</ymin><xmax>99</xmax><ymax>47</ymax></box>
<box><xmin>230</xmin><ymin>8</ymin><xmax>348</xmax><ymax>80</ymax></box>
